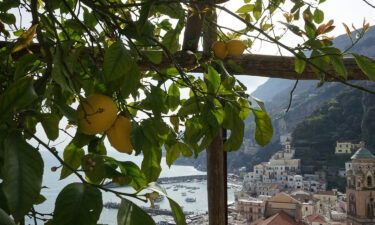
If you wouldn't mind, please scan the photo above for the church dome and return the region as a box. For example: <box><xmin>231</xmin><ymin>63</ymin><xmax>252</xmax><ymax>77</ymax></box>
<box><xmin>351</xmin><ymin>147</ymin><xmax>375</xmax><ymax>159</ymax></box>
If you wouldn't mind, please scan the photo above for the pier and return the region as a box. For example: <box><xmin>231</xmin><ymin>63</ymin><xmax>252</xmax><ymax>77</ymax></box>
<box><xmin>103</xmin><ymin>202</ymin><xmax>195</xmax><ymax>216</ymax></box>
<box><xmin>157</xmin><ymin>175</ymin><xmax>207</xmax><ymax>184</ymax></box>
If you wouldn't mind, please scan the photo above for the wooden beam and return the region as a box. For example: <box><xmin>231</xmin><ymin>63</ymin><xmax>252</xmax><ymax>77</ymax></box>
<box><xmin>1</xmin><ymin>41</ymin><xmax>372</xmax><ymax>81</ymax></box>
<box><xmin>143</xmin><ymin>53</ymin><xmax>371</xmax><ymax>81</ymax></box>
<box><xmin>202</xmin><ymin>3</ymin><xmax>227</xmax><ymax>225</ymax></box>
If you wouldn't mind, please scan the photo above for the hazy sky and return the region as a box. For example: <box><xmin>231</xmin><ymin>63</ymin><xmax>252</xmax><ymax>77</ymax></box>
<box><xmin>221</xmin><ymin>0</ymin><xmax>375</xmax><ymax>89</ymax></box>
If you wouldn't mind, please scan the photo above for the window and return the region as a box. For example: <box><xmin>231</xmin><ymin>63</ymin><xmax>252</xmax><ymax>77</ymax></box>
<box><xmin>368</xmin><ymin>176</ymin><xmax>373</xmax><ymax>187</ymax></box>
<box><xmin>305</xmin><ymin>207</ymin><xmax>308</xmax><ymax>211</ymax></box>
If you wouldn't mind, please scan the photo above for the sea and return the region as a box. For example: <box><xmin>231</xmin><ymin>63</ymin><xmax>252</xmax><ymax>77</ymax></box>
<box><xmin>26</xmin><ymin>149</ymin><xmax>235</xmax><ymax>225</ymax></box>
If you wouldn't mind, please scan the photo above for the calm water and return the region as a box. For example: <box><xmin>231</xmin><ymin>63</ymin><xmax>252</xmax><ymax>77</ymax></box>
<box><xmin>26</xmin><ymin>150</ymin><xmax>234</xmax><ymax>225</ymax></box>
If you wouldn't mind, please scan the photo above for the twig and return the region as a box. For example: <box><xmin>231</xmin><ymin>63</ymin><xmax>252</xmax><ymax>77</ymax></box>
<box><xmin>286</xmin><ymin>79</ymin><xmax>299</xmax><ymax>112</ymax></box>
<box><xmin>29</xmin><ymin>133</ymin><xmax>148</xmax><ymax>203</ymax></box>
<box><xmin>363</xmin><ymin>0</ymin><xmax>375</xmax><ymax>8</ymax></box>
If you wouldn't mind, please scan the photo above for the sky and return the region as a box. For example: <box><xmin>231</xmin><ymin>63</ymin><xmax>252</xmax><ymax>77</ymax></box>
<box><xmin>221</xmin><ymin>0</ymin><xmax>375</xmax><ymax>90</ymax></box>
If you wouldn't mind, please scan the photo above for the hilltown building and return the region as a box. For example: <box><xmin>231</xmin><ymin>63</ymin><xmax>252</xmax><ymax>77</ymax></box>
<box><xmin>243</xmin><ymin>139</ymin><xmax>326</xmax><ymax>196</ymax></box>
<box><xmin>335</xmin><ymin>142</ymin><xmax>361</xmax><ymax>155</ymax></box>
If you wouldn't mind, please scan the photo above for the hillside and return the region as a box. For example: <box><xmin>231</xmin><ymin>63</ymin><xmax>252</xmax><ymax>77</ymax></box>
<box><xmin>175</xmin><ymin>26</ymin><xmax>375</xmax><ymax>173</ymax></box>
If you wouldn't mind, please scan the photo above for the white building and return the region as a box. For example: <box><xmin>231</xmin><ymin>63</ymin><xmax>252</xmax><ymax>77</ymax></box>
<box><xmin>243</xmin><ymin>138</ymin><xmax>327</xmax><ymax>196</ymax></box>
<box><xmin>335</xmin><ymin>141</ymin><xmax>361</xmax><ymax>154</ymax></box>
<box><xmin>244</xmin><ymin>139</ymin><xmax>304</xmax><ymax>196</ymax></box>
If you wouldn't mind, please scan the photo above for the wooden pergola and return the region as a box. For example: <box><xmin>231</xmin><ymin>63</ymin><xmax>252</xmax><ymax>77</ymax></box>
<box><xmin>1</xmin><ymin>2</ymin><xmax>374</xmax><ymax>225</ymax></box>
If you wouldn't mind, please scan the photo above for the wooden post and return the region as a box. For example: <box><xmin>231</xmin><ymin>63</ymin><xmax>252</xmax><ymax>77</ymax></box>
<box><xmin>182</xmin><ymin>1</ymin><xmax>205</xmax><ymax>51</ymax></box>
<box><xmin>202</xmin><ymin>3</ymin><xmax>227</xmax><ymax>225</ymax></box>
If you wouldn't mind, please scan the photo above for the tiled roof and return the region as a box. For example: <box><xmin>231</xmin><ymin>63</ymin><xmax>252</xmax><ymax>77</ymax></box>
<box><xmin>257</xmin><ymin>211</ymin><xmax>306</xmax><ymax>225</ymax></box>
<box><xmin>306</xmin><ymin>214</ymin><xmax>327</xmax><ymax>223</ymax></box>
<box><xmin>315</xmin><ymin>190</ymin><xmax>335</xmax><ymax>196</ymax></box>
<box><xmin>292</xmin><ymin>194</ymin><xmax>319</xmax><ymax>203</ymax></box>
<box><xmin>351</xmin><ymin>147</ymin><xmax>375</xmax><ymax>159</ymax></box>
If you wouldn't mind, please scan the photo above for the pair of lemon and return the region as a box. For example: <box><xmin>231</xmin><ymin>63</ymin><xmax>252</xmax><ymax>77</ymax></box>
<box><xmin>77</xmin><ymin>94</ymin><xmax>132</xmax><ymax>154</ymax></box>
<box><xmin>212</xmin><ymin>40</ymin><xmax>247</xmax><ymax>59</ymax></box>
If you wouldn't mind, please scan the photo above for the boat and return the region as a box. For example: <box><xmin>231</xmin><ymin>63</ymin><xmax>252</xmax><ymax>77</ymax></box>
<box><xmin>154</xmin><ymin>195</ymin><xmax>165</xmax><ymax>203</ymax></box>
<box><xmin>103</xmin><ymin>201</ymin><xmax>120</xmax><ymax>209</ymax></box>
<box><xmin>185</xmin><ymin>197</ymin><xmax>196</xmax><ymax>203</ymax></box>
<box><xmin>188</xmin><ymin>190</ymin><xmax>195</xmax><ymax>193</ymax></box>
<box><xmin>158</xmin><ymin>221</ymin><xmax>176</xmax><ymax>225</ymax></box>
<box><xmin>181</xmin><ymin>192</ymin><xmax>187</xmax><ymax>196</ymax></box>
<box><xmin>173</xmin><ymin>188</ymin><xmax>178</xmax><ymax>191</ymax></box>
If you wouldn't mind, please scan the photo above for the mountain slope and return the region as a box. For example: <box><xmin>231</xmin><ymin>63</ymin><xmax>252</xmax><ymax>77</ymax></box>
<box><xmin>175</xmin><ymin>26</ymin><xmax>375</xmax><ymax>172</ymax></box>
<box><xmin>228</xmin><ymin>26</ymin><xmax>375</xmax><ymax>172</ymax></box>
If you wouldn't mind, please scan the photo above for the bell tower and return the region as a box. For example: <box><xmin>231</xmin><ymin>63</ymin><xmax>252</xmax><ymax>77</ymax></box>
<box><xmin>346</xmin><ymin>142</ymin><xmax>375</xmax><ymax>225</ymax></box>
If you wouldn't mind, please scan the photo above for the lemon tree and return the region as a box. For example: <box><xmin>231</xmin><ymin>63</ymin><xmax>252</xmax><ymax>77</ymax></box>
<box><xmin>0</xmin><ymin>0</ymin><xmax>374</xmax><ymax>225</ymax></box>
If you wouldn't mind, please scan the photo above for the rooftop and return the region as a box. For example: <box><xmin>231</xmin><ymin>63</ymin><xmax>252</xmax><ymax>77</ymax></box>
<box><xmin>256</xmin><ymin>211</ymin><xmax>306</xmax><ymax>225</ymax></box>
<box><xmin>315</xmin><ymin>190</ymin><xmax>336</xmax><ymax>196</ymax></box>
<box><xmin>351</xmin><ymin>147</ymin><xmax>375</xmax><ymax>159</ymax></box>
<box><xmin>306</xmin><ymin>214</ymin><xmax>327</xmax><ymax>223</ymax></box>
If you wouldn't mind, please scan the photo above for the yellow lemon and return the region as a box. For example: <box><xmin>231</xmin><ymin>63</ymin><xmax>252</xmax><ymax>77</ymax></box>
<box><xmin>212</xmin><ymin>41</ymin><xmax>228</xmax><ymax>59</ymax></box>
<box><xmin>226</xmin><ymin>40</ymin><xmax>246</xmax><ymax>56</ymax></box>
<box><xmin>107</xmin><ymin>116</ymin><xmax>133</xmax><ymax>154</ymax></box>
<box><xmin>77</xmin><ymin>94</ymin><xmax>118</xmax><ymax>135</ymax></box>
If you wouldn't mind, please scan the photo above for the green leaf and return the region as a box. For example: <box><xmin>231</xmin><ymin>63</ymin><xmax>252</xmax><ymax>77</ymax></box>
<box><xmin>118</xmin><ymin>161</ymin><xmax>148</xmax><ymax>191</ymax></box>
<box><xmin>71</xmin><ymin>131</ymin><xmax>95</xmax><ymax>148</ymax></box>
<box><xmin>0</xmin><ymin>183</ymin><xmax>10</xmax><ymax>214</ymax></box>
<box><xmin>144</xmin><ymin>86</ymin><xmax>168</xmax><ymax>116</ymax></box>
<box><xmin>170</xmin><ymin>115</ymin><xmax>179</xmax><ymax>133</ymax></box>
<box><xmin>83</xmin><ymin>7</ymin><xmax>97</xmax><ymax>28</ymax></box>
<box><xmin>204</xmin><ymin>66</ymin><xmax>221</xmax><ymax>94</ymax></box>
<box><xmin>60</xmin><ymin>143</ymin><xmax>84</xmax><ymax>180</ymax></box>
<box><xmin>144</xmin><ymin>51</ymin><xmax>163</xmax><ymax>64</ymax></box>
<box><xmin>178</xmin><ymin>97</ymin><xmax>202</xmax><ymax>116</ymax></box>
<box><xmin>0</xmin><ymin>0</ymin><xmax>20</xmax><ymax>12</ymax></box>
<box><xmin>313</xmin><ymin>9</ymin><xmax>324</xmax><ymax>24</ymax></box>
<box><xmin>222</xmin><ymin>103</ymin><xmax>245</xmax><ymax>151</ymax></box>
<box><xmin>294</xmin><ymin>57</ymin><xmax>306</xmax><ymax>74</ymax></box>
<box><xmin>14</xmin><ymin>54</ymin><xmax>39</xmax><ymax>79</ymax></box>
<box><xmin>325</xmin><ymin>49</ymin><xmax>347</xmax><ymax>79</ymax></box>
<box><xmin>82</xmin><ymin>154</ymin><xmax>106</xmax><ymax>184</ymax></box>
<box><xmin>253</xmin><ymin>0</ymin><xmax>262</xmax><ymax>20</ymax></box>
<box><xmin>161</xmin><ymin>19</ymin><xmax>184</xmax><ymax>54</ymax></box>
<box><xmin>310</xmin><ymin>50</ymin><xmax>330</xmax><ymax>75</ymax></box>
<box><xmin>330</xmin><ymin>56</ymin><xmax>346</xmax><ymax>78</ymax></box>
<box><xmin>41</xmin><ymin>113</ymin><xmax>60</xmax><ymax>141</ymax></box>
<box><xmin>0</xmin><ymin>208</ymin><xmax>15</xmax><ymax>225</ymax></box>
<box><xmin>147</xmin><ymin>182</ymin><xmax>167</xmax><ymax>196</ymax></box>
<box><xmin>166</xmin><ymin>142</ymin><xmax>192</xmax><ymax>167</ymax></box>
<box><xmin>103</xmin><ymin>41</ymin><xmax>141</xmax><ymax>97</ymax></box>
<box><xmin>0</xmin><ymin>13</ymin><xmax>15</xmax><ymax>24</ymax></box>
<box><xmin>117</xmin><ymin>198</ymin><xmax>156</xmax><ymax>225</ymax></box>
<box><xmin>0</xmin><ymin>77</ymin><xmax>37</xmax><ymax>123</ymax></box>
<box><xmin>142</xmin><ymin>144</ymin><xmax>162</xmax><ymax>182</ymax></box>
<box><xmin>168</xmin><ymin>198</ymin><xmax>187</xmax><ymax>225</ymax></box>
<box><xmin>35</xmin><ymin>194</ymin><xmax>46</xmax><ymax>205</ymax></box>
<box><xmin>352</xmin><ymin>53</ymin><xmax>375</xmax><ymax>82</ymax></box>
<box><xmin>53</xmin><ymin>183</ymin><xmax>103</xmax><ymax>225</ymax></box>
<box><xmin>151</xmin><ymin>2</ymin><xmax>184</xmax><ymax>19</ymax></box>
<box><xmin>52</xmin><ymin>55</ymin><xmax>74</xmax><ymax>93</ymax></box>
<box><xmin>88</xmin><ymin>138</ymin><xmax>107</xmax><ymax>155</ymax></box>
<box><xmin>167</xmin><ymin>83</ymin><xmax>180</xmax><ymax>111</ymax></box>
<box><xmin>251</xmin><ymin>96</ymin><xmax>266</xmax><ymax>112</ymax></box>
<box><xmin>252</xmin><ymin>108</ymin><xmax>273</xmax><ymax>146</ymax></box>
<box><xmin>236</xmin><ymin>4</ymin><xmax>254</xmax><ymax>13</ymax></box>
<box><xmin>2</xmin><ymin>133</ymin><xmax>43</xmax><ymax>222</ymax></box>
<box><xmin>238</xmin><ymin>98</ymin><xmax>251</xmax><ymax>120</ymax></box>
<box><xmin>166</xmin><ymin>144</ymin><xmax>180</xmax><ymax>168</ymax></box>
